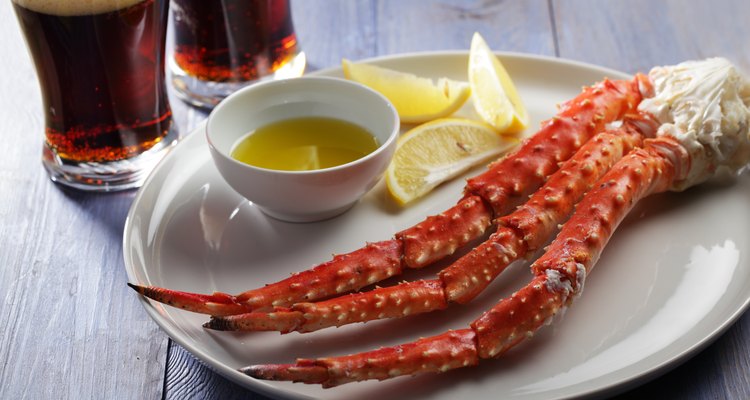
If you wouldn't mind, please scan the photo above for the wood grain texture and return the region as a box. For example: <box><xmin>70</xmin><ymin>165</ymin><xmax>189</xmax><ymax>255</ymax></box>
<box><xmin>293</xmin><ymin>0</ymin><xmax>554</xmax><ymax>72</ymax></box>
<box><xmin>2</xmin><ymin>0</ymin><xmax>750</xmax><ymax>399</ymax></box>
<box><xmin>552</xmin><ymin>0</ymin><xmax>750</xmax><ymax>74</ymax></box>
<box><xmin>164</xmin><ymin>340</ymin><xmax>273</xmax><ymax>400</ymax></box>
<box><xmin>375</xmin><ymin>0</ymin><xmax>554</xmax><ymax>55</ymax></box>
<box><xmin>0</xmin><ymin>1</ymin><xmax>168</xmax><ymax>399</ymax></box>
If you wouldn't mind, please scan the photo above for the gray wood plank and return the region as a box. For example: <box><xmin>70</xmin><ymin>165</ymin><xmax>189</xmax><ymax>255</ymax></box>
<box><xmin>292</xmin><ymin>0</ymin><xmax>555</xmax><ymax>72</ymax></box>
<box><xmin>0</xmin><ymin>1</ymin><xmax>169</xmax><ymax>399</ymax></box>
<box><xmin>375</xmin><ymin>0</ymin><xmax>554</xmax><ymax>55</ymax></box>
<box><xmin>4</xmin><ymin>0</ymin><xmax>746</xmax><ymax>398</ymax></box>
<box><xmin>553</xmin><ymin>0</ymin><xmax>750</xmax><ymax>73</ymax></box>
<box><xmin>291</xmin><ymin>0</ymin><xmax>379</xmax><ymax>71</ymax></box>
<box><xmin>165</xmin><ymin>341</ymin><xmax>266</xmax><ymax>400</ymax></box>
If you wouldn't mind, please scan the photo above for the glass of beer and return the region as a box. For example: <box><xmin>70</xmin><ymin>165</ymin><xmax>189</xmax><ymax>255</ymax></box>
<box><xmin>170</xmin><ymin>0</ymin><xmax>306</xmax><ymax>109</ymax></box>
<box><xmin>13</xmin><ymin>0</ymin><xmax>178</xmax><ymax>191</ymax></box>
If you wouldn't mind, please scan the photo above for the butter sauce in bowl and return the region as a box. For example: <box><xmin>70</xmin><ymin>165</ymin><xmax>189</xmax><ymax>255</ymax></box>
<box><xmin>206</xmin><ymin>76</ymin><xmax>399</xmax><ymax>222</ymax></box>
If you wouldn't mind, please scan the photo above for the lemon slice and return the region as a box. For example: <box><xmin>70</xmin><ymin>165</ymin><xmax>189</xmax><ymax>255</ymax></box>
<box><xmin>342</xmin><ymin>59</ymin><xmax>471</xmax><ymax>124</ymax></box>
<box><xmin>386</xmin><ymin>118</ymin><xmax>518</xmax><ymax>204</ymax></box>
<box><xmin>469</xmin><ymin>33</ymin><xmax>528</xmax><ymax>133</ymax></box>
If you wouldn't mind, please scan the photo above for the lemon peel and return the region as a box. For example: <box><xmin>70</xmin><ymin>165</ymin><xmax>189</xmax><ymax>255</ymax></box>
<box><xmin>342</xmin><ymin>59</ymin><xmax>471</xmax><ymax>124</ymax></box>
<box><xmin>385</xmin><ymin>118</ymin><xmax>518</xmax><ymax>204</ymax></box>
<box><xmin>469</xmin><ymin>32</ymin><xmax>528</xmax><ymax>133</ymax></box>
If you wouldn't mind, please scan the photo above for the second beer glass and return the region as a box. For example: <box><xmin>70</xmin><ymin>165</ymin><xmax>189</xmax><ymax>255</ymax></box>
<box><xmin>170</xmin><ymin>0</ymin><xmax>305</xmax><ymax>108</ymax></box>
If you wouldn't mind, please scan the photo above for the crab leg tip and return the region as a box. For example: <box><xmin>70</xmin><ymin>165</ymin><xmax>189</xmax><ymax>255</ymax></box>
<box><xmin>127</xmin><ymin>282</ymin><xmax>144</xmax><ymax>293</ymax></box>
<box><xmin>240</xmin><ymin>364</ymin><xmax>282</xmax><ymax>380</ymax></box>
<box><xmin>240</xmin><ymin>364</ymin><xmax>267</xmax><ymax>378</ymax></box>
<box><xmin>241</xmin><ymin>363</ymin><xmax>328</xmax><ymax>384</ymax></box>
<box><xmin>203</xmin><ymin>317</ymin><xmax>226</xmax><ymax>331</ymax></box>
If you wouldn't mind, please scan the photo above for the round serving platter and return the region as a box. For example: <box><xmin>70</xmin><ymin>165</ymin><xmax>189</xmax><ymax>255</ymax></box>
<box><xmin>124</xmin><ymin>52</ymin><xmax>750</xmax><ymax>400</ymax></box>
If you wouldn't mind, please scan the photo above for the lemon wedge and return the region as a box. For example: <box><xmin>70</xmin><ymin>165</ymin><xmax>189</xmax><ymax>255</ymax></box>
<box><xmin>385</xmin><ymin>118</ymin><xmax>518</xmax><ymax>204</ymax></box>
<box><xmin>342</xmin><ymin>59</ymin><xmax>471</xmax><ymax>124</ymax></box>
<box><xmin>469</xmin><ymin>33</ymin><xmax>528</xmax><ymax>133</ymax></box>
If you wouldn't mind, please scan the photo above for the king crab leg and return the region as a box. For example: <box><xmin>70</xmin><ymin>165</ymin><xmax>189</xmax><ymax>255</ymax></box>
<box><xmin>129</xmin><ymin>76</ymin><xmax>649</xmax><ymax>316</ymax></box>
<box><xmin>205</xmin><ymin>115</ymin><xmax>658</xmax><ymax>332</ymax></box>
<box><xmin>241</xmin><ymin>136</ymin><xmax>689</xmax><ymax>387</ymax></box>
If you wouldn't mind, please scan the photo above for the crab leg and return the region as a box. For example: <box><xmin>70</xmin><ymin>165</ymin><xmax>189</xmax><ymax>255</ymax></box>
<box><xmin>242</xmin><ymin>136</ymin><xmax>689</xmax><ymax>387</ymax></box>
<box><xmin>129</xmin><ymin>76</ymin><xmax>648</xmax><ymax>316</ymax></box>
<box><xmin>205</xmin><ymin>115</ymin><xmax>656</xmax><ymax>332</ymax></box>
<box><xmin>244</xmin><ymin>329</ymin><xmax>479</xmax><ymax>387</ymax></box>
<box><xmin>205</xmin><ymin>279</ymin><xmax>448</xmax><ymax>333</ymax></box>
<box><xmin>474</xmin><ymin>138</ymin><xmax>688</xmax><ymax>357</ymax></box>
<box><xmin>127</xmin><ymin>240</ymin><xmax>404</xmax><ymax>315</ymax></box>
<box><xmin>440</xmin><ymin>116</ymin><xmax>660</xmax><ymax>304</ymax></box>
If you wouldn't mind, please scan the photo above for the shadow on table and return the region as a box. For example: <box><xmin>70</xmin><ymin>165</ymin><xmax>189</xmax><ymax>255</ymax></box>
<box><xmin>57</xmin><ymin>185</ymin><xmax>137</xmax><ymax>241</ymax></box>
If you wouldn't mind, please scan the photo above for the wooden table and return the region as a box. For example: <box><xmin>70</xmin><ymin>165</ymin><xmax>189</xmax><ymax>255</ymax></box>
<box><xmin>2</xmin><ymin>1</ymin><xmax>749</xmax><ymax>398</ymax></box>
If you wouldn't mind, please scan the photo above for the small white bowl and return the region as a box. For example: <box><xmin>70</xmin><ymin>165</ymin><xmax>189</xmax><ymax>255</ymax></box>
<box><xmin>206</xmin><ymin>76</ymin><xmax>400</xmax><ymax>223</ymax></box>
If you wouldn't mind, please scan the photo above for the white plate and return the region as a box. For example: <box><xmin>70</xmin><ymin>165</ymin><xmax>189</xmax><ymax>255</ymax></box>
<box><xmin>124</xmin><ymin>52</ymin><xmax>750</xmax><ymax>400</ymax></box>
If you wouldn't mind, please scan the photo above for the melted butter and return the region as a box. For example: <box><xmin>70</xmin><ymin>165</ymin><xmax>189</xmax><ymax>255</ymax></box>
<box><xmin>231</xmin><ymin>116</ymin><xmax>379</xmax><ymax>171</ymax></box>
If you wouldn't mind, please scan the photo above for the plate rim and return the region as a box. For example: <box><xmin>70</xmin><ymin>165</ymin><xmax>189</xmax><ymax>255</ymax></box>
<box><xmin>124</xmin><ymin>50</ymin><xmax>750</xmax><ymax>400</ymax></box>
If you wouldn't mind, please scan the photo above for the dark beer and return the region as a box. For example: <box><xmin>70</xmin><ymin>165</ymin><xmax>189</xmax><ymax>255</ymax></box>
<box><xmin>13</xmin><ymin>0</ymin><xmax>173</xmax><ymax>163</ymax></box>
<box><xmin>172</xmin><ymin>0</ymin><xmax>300</xmax><ymax>82</ymax></box>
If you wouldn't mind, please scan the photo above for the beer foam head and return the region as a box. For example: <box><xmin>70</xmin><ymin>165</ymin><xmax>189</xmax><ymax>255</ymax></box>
<box><xmin>13</xmin><ymin>0</ymin><xmax>147</xmax><ymax>16</ymax></box>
